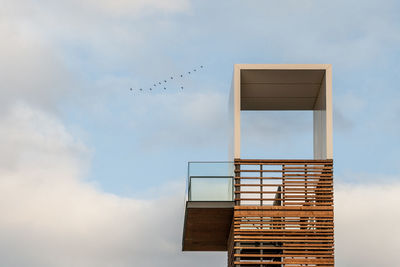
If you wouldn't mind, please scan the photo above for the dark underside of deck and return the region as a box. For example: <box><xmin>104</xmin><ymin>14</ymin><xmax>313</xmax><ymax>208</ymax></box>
<box><xmin>182</xmin><ymin>201</ymin><xmax>234</xmax><ymax>251</ymax></box>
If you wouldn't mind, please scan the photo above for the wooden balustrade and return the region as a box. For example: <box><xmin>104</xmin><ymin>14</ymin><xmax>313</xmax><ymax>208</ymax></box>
<box><xmin>231</xmin><ymin>159</ymin><xmax>334</xmax><ymax>267</ymax></box>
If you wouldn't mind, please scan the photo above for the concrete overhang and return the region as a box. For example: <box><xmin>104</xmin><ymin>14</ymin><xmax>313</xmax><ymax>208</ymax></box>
<box><xmin>241</xmin><ymin>68</ymin><xmax>325</xmax><ymax>110</ymax></box>
<box><xmin>182</xmin><ymin>201</ymin><xmax>234</xmax><ymax>251</ymax></box>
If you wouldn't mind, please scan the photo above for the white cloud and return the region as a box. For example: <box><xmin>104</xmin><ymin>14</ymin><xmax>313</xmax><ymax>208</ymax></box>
<box><xmin>0</xmin><ymin>0</ymin><xmax>192</xmax><ymax>115</ymax></box>
<box><xmin>0</xmin><ymin>103</ymin><xmax>225</xmax><ymax>267</ymax></box>
<box><xmin>0</xmin><ymin>19</ymin><xmax>74</xmax><ymax>114</ymax></box>
<box><xmin>0</xmin><ymin>0</ymin><xmax>189</xmax><ymax>19</ymax></box>
<box><xmin>0</xmin><ymin>0</ymin><xmax>190</xmax><ymax>62</ymax></box>
<box><xmin>0</xmin><ymin>104</ymin><xmax>87</xmax><ymax>174</ymax></box>
<box><xmin>335</xmin><ymin>182</ymin><xmax>400</xmax><ymax>266</ymax></box>
<box><xmin>83</xmin><ymin>0</ymin><xmax>190</xmax><ymax>17</ymax></box>
<box><xmin>0</xmin><ymin>104</ymin><xmax>399</xmax><ymax>266</ymax></box>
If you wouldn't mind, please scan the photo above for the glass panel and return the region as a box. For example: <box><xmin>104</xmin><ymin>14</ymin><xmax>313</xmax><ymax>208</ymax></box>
<box><xmin>187</xmin><ymin>162</ymin><xmax>234</xmax><ymax>201</ymax></box>
<box><xmin>190</xmin><ymin>177</ymin><xmax>233</xmax><ymax>201</ymax></box>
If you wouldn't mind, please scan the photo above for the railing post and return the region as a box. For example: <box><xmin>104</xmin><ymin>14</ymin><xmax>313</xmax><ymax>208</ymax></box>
<box><xmin>234</xmin><ymin>160</ymin><xmax>240</xmax><ymax>206</ymax></box>
<box><xmin>305</xmin><ymin>164</ymin><xmax>308</xmax><ymax>206</ymax></box>
<box><xmin>260</xmin><ymin>163</ymin><xmax>263</xmax><ymax>206</ymax></box>
<box><xmin>282</xmin><ymin>163</ymin><xmax>286</xmax><ymax>206</ymax></box>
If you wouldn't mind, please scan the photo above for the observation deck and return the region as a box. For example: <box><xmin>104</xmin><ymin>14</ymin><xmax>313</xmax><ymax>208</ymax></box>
<box><xmin>182</xmin><ymin>162</ymin><xmax>234</xmax><ymax>251</ymax></box>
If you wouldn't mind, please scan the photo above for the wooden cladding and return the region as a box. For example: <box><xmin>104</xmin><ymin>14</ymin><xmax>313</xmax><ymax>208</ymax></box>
<box><xmin>230</xmin><ymin>159</ymin><xmax>334</xmax><ymax>267</ymax></box>
<box><xmin>234</xmin><ymin>159</ymin><xmax>333</xmax><ymax>207</ymax></box>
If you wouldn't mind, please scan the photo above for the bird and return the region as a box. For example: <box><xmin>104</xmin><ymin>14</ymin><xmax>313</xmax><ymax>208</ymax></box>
<box><xmin>131</xmin><ymin>65</ymin><xmax>206</xmax><ymax>95</ymax></box>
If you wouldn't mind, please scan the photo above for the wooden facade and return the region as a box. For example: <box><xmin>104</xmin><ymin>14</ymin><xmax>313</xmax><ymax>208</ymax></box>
<box><xmin>228</xmin><ymin>159</ymin><xmax>334</xmax><ymax>267</ymax></box>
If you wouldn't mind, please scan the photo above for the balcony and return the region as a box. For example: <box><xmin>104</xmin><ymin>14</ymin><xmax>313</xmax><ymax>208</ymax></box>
<box><xmin>182</xmin><ymin>162</ymin><xmax>235</xmax><ymax>251</ymax></box>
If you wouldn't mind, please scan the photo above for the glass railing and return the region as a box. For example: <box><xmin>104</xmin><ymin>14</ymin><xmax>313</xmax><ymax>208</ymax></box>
<box><xmin>187</xmin><ymin>162</ymin><xmax>234</xmax><ymax>201</ymax></box>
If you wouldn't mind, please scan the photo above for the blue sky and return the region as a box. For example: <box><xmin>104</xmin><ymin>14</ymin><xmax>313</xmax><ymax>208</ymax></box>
<box><xmin>55</xmin><ymin>0</ymin><xmax>400</xmax><ymax>195</ymax></box>
<box><xmin>1</xmin><ymin>0</ymin><xmax>400</xmax><ymax>266</ymax></box>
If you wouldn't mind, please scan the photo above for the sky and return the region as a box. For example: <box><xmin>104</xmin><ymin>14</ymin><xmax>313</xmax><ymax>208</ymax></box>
<box><xmin>0</xmin><ymin>0</ymin><xmax>399</xmax><ymax>266</ymax></box>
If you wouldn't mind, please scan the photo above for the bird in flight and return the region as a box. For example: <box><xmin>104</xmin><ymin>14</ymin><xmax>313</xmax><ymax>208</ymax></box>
<box><xmin>130</xmin><ymin>65</ymin><xmax>204</xmax><ymax>95</ymax></box>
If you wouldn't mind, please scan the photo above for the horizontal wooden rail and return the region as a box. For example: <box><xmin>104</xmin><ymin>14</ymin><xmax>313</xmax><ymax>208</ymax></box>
<box><xmin>234</xmin><ymin>159</ymin><xmax>333</xmax><ymax>207</ymax></box>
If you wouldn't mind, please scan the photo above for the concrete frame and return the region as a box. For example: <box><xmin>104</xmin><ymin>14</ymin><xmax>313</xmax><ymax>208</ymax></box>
<box><xmin>229</xmin><ymin>64</ymin><xmax>333</xmax><ymax>160</ymax></box>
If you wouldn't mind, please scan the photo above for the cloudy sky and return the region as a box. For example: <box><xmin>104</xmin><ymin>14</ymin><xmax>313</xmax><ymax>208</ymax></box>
<box><xmin>1</xmin><ymin>0</ymin><xmax>399</xmax><ymax>266</ymax></box>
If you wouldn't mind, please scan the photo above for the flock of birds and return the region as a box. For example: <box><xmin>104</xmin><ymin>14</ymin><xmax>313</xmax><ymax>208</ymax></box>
<box><xmin>129</xmin><ymin>65</ymin><xmax>204</xmax><ymax>95</ymax></box>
